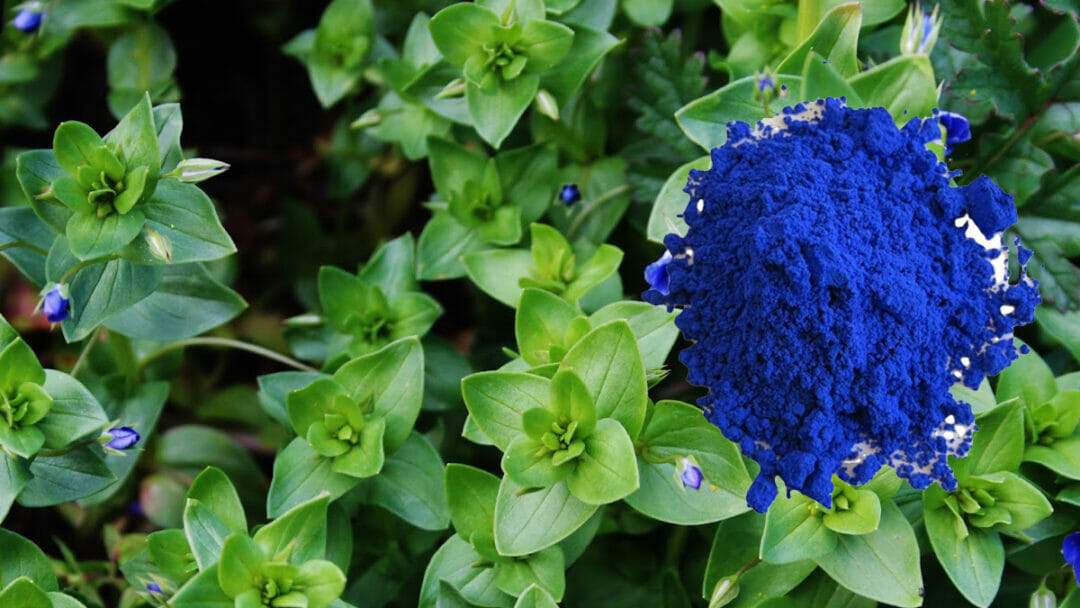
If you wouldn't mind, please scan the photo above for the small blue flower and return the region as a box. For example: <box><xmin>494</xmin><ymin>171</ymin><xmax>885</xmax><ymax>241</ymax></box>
<box><xmin>680</xmin><ymin>458</ymin><xmax>703</xmax><ymax>490</ymax></box>
<box><xmin>644</xmin><ymin>250</ymin><xmax>672</xmax><ymax>296</ymax></box>
<box><xmin>757</xmin><ymin>75</ymin><xmax>774</xmax><ymax>93</ymax></box>
<box><xmin>12</xmin><ymin>6</ymin><xmax>44</xmax><ymax>33</ymax></box>
<box><xmin>919</xmin><ymin>13</ymin><xmax>935</xmax><ymax>51</ymax></box>
<box><xmin>559</xmin><ymin>184</ymin><xmax>581</xmax><ymax>205</ymax></box>
<box><xmin>41</xmin><ymin>286</ymin><xmax>70</xmax><ymax>323</ymax></box>
<box><xmin>938</xmin><ymin>111</ymin><xmax>971</xmax><ymax>154</ymax></box>
<box><xmin>1064</xmin><ymin>532</ymin><xmax>1080</xmax><ymax>583</ymax></box>
<box><xmin>147</xmin><ymin>582</ymin><xmax>163</xmax><ymax>594</ymax></box>
<box><xmin>106</xmin><ymin>426</ymin><xmax>140</xmax><ymax>450</ymax></box>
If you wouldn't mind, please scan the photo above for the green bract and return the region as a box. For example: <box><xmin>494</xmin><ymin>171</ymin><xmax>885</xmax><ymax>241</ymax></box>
<box><xmin>43</xmin><ymin>96</ymin><xmax>160</xmax><ymax>258</ymax></box>
<box><xmin>0</xmin><ymin>315</ymin><xmax>109</xmax><ymax>522</ymax></box>
<box><xmin>288</xmin><ymin>378</ymin><xmax>386</xmax><ymax>478</ymax></box>
<box><xmin>463</xmin><ymin>223</ymin><xmax>623</xmax><ymax>308</ymax></box>
<box><xmin>286</xmin><ymin>234</ymin><xmax>441</xmax><ymax>369</ymax></box>
<box><xmin>429</xmin><ymin>1</ymin><xmax>574</xmax><ymax>146</ymax></box>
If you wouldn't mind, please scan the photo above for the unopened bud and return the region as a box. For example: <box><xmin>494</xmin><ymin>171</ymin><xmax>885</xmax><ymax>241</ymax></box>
<box><xmin>352</xmin><ymin>110</ymin><xmax>382</xmax><ymax>129</ymax></box>
<box><xmin>173</xmin><ymin>157</ymin><xmax>229</xmax><ymax>183</ymax></box>
<box><xmin>534</xmin><ymin>89</ymin><xmax>559</xmax><ymax>121</ymax></box>
<box><xmin>145</xmin><ymin>228</ymin><xmax>173</xmax><ymax>263</ymax></box>
<box><xmin>436</xmin><ymin>78</ymin><xmax>466</xmax><ymax>99</ymax></box>
<box><xmin>1029</xmin><ymin>586</ymin><xmax>1056</xmax><ymax>608</ymax></box>
<box><xmin>709</xmin><ymin>576</ymin><xmax>740</xmax><ymax>608</ymax></box>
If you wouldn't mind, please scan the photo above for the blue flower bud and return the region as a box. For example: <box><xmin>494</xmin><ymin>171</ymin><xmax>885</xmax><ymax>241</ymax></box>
<box><xmin>757</xmin><ymin>75</ymin><xmax>774</xmax><ymax>93</ymax></box>
<box><xmin>644</xmin><ymin>250</ymin><xmax>672</xmax><ymax>296</ymax></box>
<box><xmin>937</xmin><ymin>111</ymin><xmax>971</xmax><ymax>154</ymax></box>
<box><xmin>41</xmin><ymin>285</ymin><xmax>70</xmax><ymax>323</ymax></box>
<box><xmin>105</xmin><ymin>426</ymin><xmax>140</xmax><ymax>450</ymax></box>
<box><xmin>680</xmin><ymin>457</ymin><xmax>703</xmax><ymax>490</ymax></box>
<box><xmin>559</xmin><ymin>184</ymin><xmax>581</xmax><ymax>205</ymax></box>
<box><xmin>12</xmin><ymin>5</ymin><xmax>44</xmax><ymax>33</ymax></box>
<box><xmin>147</xmin><ymin>582</ymin><xmax>163</xmax><ymax>594</ymax></box>
<box><xmin>1064</xmin><ymin>532</ymin><xmax>1080</xmax><ymax>583</ymax></box>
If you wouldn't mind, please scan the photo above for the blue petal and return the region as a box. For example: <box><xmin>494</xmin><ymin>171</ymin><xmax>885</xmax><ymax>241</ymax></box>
<box><xmin>644</xmin><ymin>250</ymin><xmax>672</xmax><ymax>296</ymax></box>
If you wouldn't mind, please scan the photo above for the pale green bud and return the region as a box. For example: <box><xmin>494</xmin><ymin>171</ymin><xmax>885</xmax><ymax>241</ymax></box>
<box><xmin>145</xmin><ymin>228</ymin><xmax>172</xmax><ymax>264</ymax></box>
<box><xmin>172</xmin><ymin>157</ymin><xmax>230</xmax><ymax>183</ymax></box>
<box><xmin>534</xmin><ymin>89</ymin><xmax>559</xmax><ymax>121</ymax></box>
<box><xmin>352</xmin><ymin>110</ymin><xmax>382</xmax><ymax>129</ymax></box>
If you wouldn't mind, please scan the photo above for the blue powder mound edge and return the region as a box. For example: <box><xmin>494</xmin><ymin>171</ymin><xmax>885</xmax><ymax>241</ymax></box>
<box><xmin>645</xmin><ymin>98</ymin><xmax>1040</xmax><ymax>513</ymax></box>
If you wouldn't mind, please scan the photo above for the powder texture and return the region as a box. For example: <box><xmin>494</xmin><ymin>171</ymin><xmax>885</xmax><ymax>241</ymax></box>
<box><xmin>645</xmin><ymin>99</ymin><xmax>1039</xmax><ymax>512</ymax></box>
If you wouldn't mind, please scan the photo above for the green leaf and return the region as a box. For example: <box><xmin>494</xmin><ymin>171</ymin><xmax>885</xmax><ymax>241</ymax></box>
<box><xmin>445</xmin><ymin>464</ymin><xmax>500</xmax><ymax>556</ymax></box>
<box><xmin>924</xmin><ymin>506</ymin><xmax>1003</xmax><ymax>608</ymax></box>
<box><xmin>467</xmin><ymin>75</ymin><xmax>541</xmax><ymax>148</ymax></box>
<box><xmin>17</xmin><ymin>446</ymin><xmax>115</xmax><ymax>507</ymax></box>
<box><xmin>494</xmin><ymin>476</ymin><xmax>597</xmax><ymax>556</ymax></box>
<box><xmin>169</xmin><ymin>565</ymin><xmax>232</xmax><ymax>608</ymax></box>
<box><xmin>296</xmin><ymin>560</ymin><xmax>346</xmax><ymax>608</ymax></box>
<box><xmin>587</xmin><ymin>301</ymin><xmax>679</xmax><ymax>370</ymax></box>
<box><xmin>416</xmin><ymin>210</ymin><xmax>486</xmax><ymax>281</ymax></box>
<box><xmin>567</xmin><ymin>418</ymin><xmax>639</xmax><ymax>504</ymax></box>
<box><xmin>1035</xmin><ymin>307</ymin><xmax>1080</xmax><ymax>365</ymax></box>
<box><xmin>259</xmin><ymin>371</ymin><xmax>325</xmax><ymax>427</ymax></box>
<box><xmin>972</xmin><ymin>471</ymin><xmax>1053</xmax><ymax>532</ymax></box>
<box><xmin>956</xmin><ymin>400</ymin><xmax>1024</xmax><ymax>478</ymax></box>
<box><xmin>777</xmin><ymin>3</ymin><xmax>861</xmax><ymax>78</ymax></box>
<box><xmin>463</xmin><ymin>248</ymin><xmax>535</xmax><ymax>308</ymax></box>
<box><xmin>517</xmin><ymin>20</ymin><xmax>574</xmax><ymax>73</ymax></box>
<box><xmin>997</xmin><ymin>342</ymin><xmax>1057</xmax><ymax>408</ymax></box>
<box><xmin>183</xmin><ymin>499</ymin><xmax>233</xmax><ymax>571</ymax></box>
<box><xmin>540</xmin><ymin>25</ymin><xmax>621</xmax><ymax>114</ymax></box>
<box><xmin>621</xmin><ymin>0</ymin><xmax>673</xmax><ymax>26</ymax></box>
<box><xmin>187</xmin><ymin>467</ymin><xmax>247</xmax><ymax>535</ymax></box>
<box><xmin>103</xmin><ymin>263</ymin><xmax>246</xmax><ymax>341</ymax></box>
<box><xmin>130</xmin><ymin>180</ymin><xmax>236</xmax><ymax>264</ymax></box>
<box><xmin>428</xmin><ymin>137</ymin><xmax>490</xmax><ymax>202</ymax></box>
<box><xmin>217</xmin><ymin>534</ymin><xmax>265</xmax><ymax>598</ymax></box>
<box><xmin>0</xmin><ymin>206</ymin><xmax>54</xmax><ymax>287</ymax></box>
<box><xmin>254</xmin><ymin>494</ymin><xmax>329</xmax><ymax>565</ymax></box>
<box><xmin>152</xmin><ymin>103</ymin><xmax>185</xmax><ymax>173</ymax></box>
<box><xmin>436</xmin><ymin>581</ymin><xmax>473</xmax><ymax>608</ymax></box>
<box><xmin>37</xmin><ymin>370</ymin><xmax>108</xmax><ymax>449</ymax></box>
<box><xmin>106</xmin><ymin>24</ymin><xmax>177</xmax><ymax>118</ymax></box>
<box><xmin>513</xmin><ymin>584</ymin><xmax>560</xmax><ymax>608</ymax></box>
<box><xmin>813</xmin><ymin>502</ymin><xmax>923</xmax><ymax>607</ymax></box>
<box><xmin>950</xmin><ymin>379</ymin><xmax>997</xmax><ymax>416</ymax></box>
<box><xmin>267</xmin><ymin>438</ymin><xmax>359</xmax><ymax>518</ymax></box>
<box><xmin>353</xmin><ymin>431</ymin><xmax>450</xmax><ymax>530</ymax></box>
<box><xmin>66</xmin><ymin>209</ymin><xmax>146</xmax><ymax>260</ymax></box>
<box><xmin>492</xmin><ymin>546</ymin><xmax>565</xmax><ymax>600</ymax></box>
<box><xmin>306</xmin><ymin>0</ymin><xmax>374</xmax><ymax>107</ymax></box>
<box><xmin>496</xmin><ymin>144</ymin><xmax>558</xmax><ymax>224</ymax></box>
<box><xmin>503</xmin><ymin>435</ymin><xmax>570</xmax><ymax>488</ymax></box>
<box><xmin>53</xmin><ymin>121</ymin><xmax>105</xmax><ymax>177</ymax></box>
<box><xmin>702</xmin><ymin>512</ymin><xmax>816</xmax><ymax>605</ymax></box>
<box><xmin>357</xmin><ymin>233</ymin><xmax>418</xmax><ymax>300</ymax></box>
<box><xmin>462</xmin><ymin>371</ymin><xmax>550</xmax><ymax>451</ymax></box>
<box><xmin>799</xmin><ymin>51</ymin><xmax>863</xmax><ymax>106</ymax></box>
<box><xmin>147</xmin><ymin>528</ymin><xmax>196</xmax><ymax>583</ymax></box>
<box><xmin>0</xmin><ymin>527</ymin><xmax>58</xmax><ymax>590</ymax></box>
<box><xmin>419</xmin><ymin>536</ymin><xmax>514</xmax><ymax>608</ymax></box>
<box><xmin>0</xmin><ymin>578</ymin><xmax>52</xmax><ymax>608</ymax></box>
<box><xmin>0</xmin><ymin>456</ymin><xmax>31</xmax><ymax>523</ymax></box>
<box><xmin>330</xmin><ymin>417</ymin><xmax>386</xmax><ymax>478</ymax></box>
<box><xmin>105</xmin><ymin>94</ymin><xmax>161</xmax><ymax>179</ymax></box>
<box><xmin>675</xmin><ymin>75</ymin><xmax>803</xmax><ymax>151</ymax></box>
<box><xmin>848</xmin><ymin>55</ymin><xmax>937</xmax><ymax>120</ymax></box>
<box><xmin>46</xmin><ymin>237</ymin><xmax>163</xmax><ymax>342</ymax></box>
<box><xmin>646</xmin><ymin>156</ymin><xmax>710</xmax><ymax>244</ymax></box>
<box><xmin>428</xmin><ymin>3</ymin><xmax>500</xmax><ymax>67</ymax></box>
<box><xmin>16</xmin><ymin>150</ymin><xmax>73</xmax><ymax>234</ymax></box>
<box><xmin>0</xmin><ymin>338</ymin><xmax>43</xmax><ymax>390</ymax></box>
<box><xmin>332</xmin><ymin>336</ymin><xmax>424</xmax><ymax>452</ymax></box>
<box><xmin>761</xmin><ymin>492</ymin><xmax>837</xmax><ymax>563</ymax></box>
<box><xmin>822</xmin><ymin>488</ymin><xmax>881</xmax><ymax>535</ymax></box>
<box><xmin>516</xmin><ymin>288</ymin><xmax>585</xmax><ymax>367</ymax></box>
<box><xmin>563</xmin><ymin>320</ymin><xmax>648</xmax><ymax>438</ymax></box>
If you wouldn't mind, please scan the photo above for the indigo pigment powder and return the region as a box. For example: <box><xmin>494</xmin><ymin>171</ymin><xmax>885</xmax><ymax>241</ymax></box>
<box><xmin>645</xmin><ymin>98</ymin><xmax>1040</xmax><ymax>513</ymax></box>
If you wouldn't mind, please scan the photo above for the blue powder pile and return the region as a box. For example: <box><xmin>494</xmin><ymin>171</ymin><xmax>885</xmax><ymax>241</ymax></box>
<box><xmin>645</xmin><ymin>99</ymin><xmax>1039</xmax><ymax>512</ymax></box>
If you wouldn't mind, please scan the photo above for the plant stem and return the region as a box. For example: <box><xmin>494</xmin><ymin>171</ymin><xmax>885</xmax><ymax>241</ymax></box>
<box><xmin>70</xmin><ymin>330</ymin><xmax>99</xmax><ymax>378</ymax></box>
<box><xmin>38</xmin><ymin>436</ymin><xmax>99</xmax><ymax>458</ymax></box>
<box><xmin>566</xmin><ymin>184</ymin><xmax>632</xmax><ymax>241</ymax></box>
<box><xmin>137</xmin><ymin>337</ymin><xmax>318</xmax><ymax>373</ymax></box>
<box><xmin>0</xmin><ymin>241</ymin><xmax>49</xmax><ymax>256</ymax></box>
